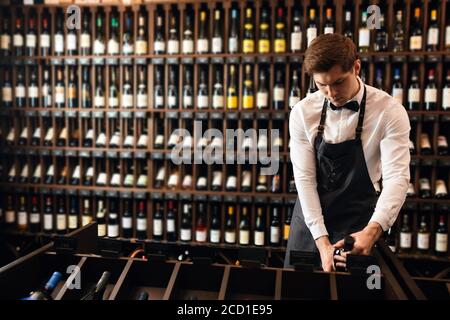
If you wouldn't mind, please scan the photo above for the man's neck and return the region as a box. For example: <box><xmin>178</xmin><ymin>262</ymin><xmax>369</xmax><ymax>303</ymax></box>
<box><xmin>349</xmin><ymin>76</ymin><xmax>361</xmax><ymax>101</ymax></box>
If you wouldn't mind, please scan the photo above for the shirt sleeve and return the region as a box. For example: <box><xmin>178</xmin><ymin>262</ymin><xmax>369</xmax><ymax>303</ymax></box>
<box><xmin>370</xmin><ymin>104</ymin><xmax>411</xmax><ymax>231</ymax></box>
<box><xmin>289</xmin><ymin>104</ymin><xmax>329</xmax><ymax>240</ymax></box>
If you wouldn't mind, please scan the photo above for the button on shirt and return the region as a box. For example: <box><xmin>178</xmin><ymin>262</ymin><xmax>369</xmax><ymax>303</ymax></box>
<box><xmin>289</xmin><ymin>76</ymin><xmax>411</xmax><ymax>240</ymax></box>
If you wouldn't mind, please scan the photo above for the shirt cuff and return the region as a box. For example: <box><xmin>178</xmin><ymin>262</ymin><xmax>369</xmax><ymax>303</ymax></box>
<box><xmin>309</xmin><ymin>223</ymin><xmax>329</xmax><ymax>240</ymax></box>
<box><xmin>369</xmin><ymin>211</ymin><xmax>390</xmax><ymax>232</ymax></box>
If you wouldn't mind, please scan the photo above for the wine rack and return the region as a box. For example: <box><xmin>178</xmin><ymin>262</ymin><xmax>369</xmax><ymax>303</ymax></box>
<box><xmin>0</xmin><ymin>0</ymin><xmax>449</xmax><ymax>261</ymax></box>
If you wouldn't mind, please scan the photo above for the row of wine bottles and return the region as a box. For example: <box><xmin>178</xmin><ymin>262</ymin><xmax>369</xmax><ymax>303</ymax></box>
<box><xmin>0</xmin><ymin>156</ymin><xmax>294</xmax><ymax>193</ymax></box>
<box><xmin>390</xmin><ymin>208</ymin><xmax>449</xmax><ymax>256</ymax></box>
<box><xmin>2</xmin><ymin>1</ymin><xmax>450</xmax><ymax>58</ymax></box>
<box><xmin>410</xmin><ymin>132</ymin><xmax>449</xmax><ymax>156</ymax></box>
<box><xmin>1</xmin><ymin>64</ymin><xmax>450</xmax><ymax>111</ymax></box>
<box><xmin>0</xmin><ymin>194</ymin><xmax>294</xmax><ymax>247</ymax></box>
<box><xmin>1</xmin><ymin>114</ymin><xmax>286</xmax><ymax>151</ymax></box>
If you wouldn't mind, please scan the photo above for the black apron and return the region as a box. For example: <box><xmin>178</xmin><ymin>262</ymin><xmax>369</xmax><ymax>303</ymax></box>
<box><xmin>285</xmin><ymin>86</ymin><xmax>378</xmax><ymax>268</ymax></box>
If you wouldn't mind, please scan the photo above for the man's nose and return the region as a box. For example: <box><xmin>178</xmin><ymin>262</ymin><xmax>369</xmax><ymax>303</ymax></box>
<box><xmin>327</xmin><ymin>86</ymin><xmax>337</xmax><ymax>98</ymax></box>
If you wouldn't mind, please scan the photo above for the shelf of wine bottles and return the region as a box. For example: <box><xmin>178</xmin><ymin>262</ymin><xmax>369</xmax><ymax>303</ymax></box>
<box><xmin>0</xmin><ymin>0</ymin><xmax>450</xmax><ymax>259</ymax></box>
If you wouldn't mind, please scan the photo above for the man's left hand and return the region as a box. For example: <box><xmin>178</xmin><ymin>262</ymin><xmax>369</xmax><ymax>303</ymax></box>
<box><xmin>332</xmin><ymin>222</ymin><xmax>383</xmax><ymax>269</ymax></box>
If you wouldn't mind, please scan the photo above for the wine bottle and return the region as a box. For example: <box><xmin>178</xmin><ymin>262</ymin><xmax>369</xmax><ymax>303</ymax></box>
<box><xmin>107</xmin><ymin>200</ymin><xmax>119</xmax><ymax>238</ymax></box>
<box><xmin>254</xmin><ymin>207</ymin><xmax>265</xmax><ymax>246</ymax></box>
<box><xmin>26</xmin><ymin>14</ymin><xmax>37</xmax><ymax>57</ymax></box>
<box><xmin>274</xmin><ymin>7</ymin><xmax>286</xmax><ymax>53</ymax></box>
<box><xmin>82</xmin><ymin>198</ymin><xmax>92</xmax><ymax>227</ymax></box>
<box><xmin>374</xmin><ymin>14</ymin><xmax>387</xmax><ymax>52</ymax></box>
<box><xmin>154</xmin><ymin>13</ymin><xmax>165</xmax><ymax>54</ymax></box>
<box><xmin>93</xmin><ymin>12</ymin><xmax>105</xmax><ymax>55</ymax></box>
<box><xmin>323</xmin><ymin>7</ymin><xmax>334</xmax><ymax>34</ymax></box>
<box><xmin>290</xmin><ymin>8</ymin><xmax>302</xmax><ymax>52</ymax></box>
<box><xmin>122</xmin><ymin>200</ymin><xmax>132</xmax><ymax>238</ymax></box>
<box><xmin>420</xmin><ymin>133</ymin><xmax>432</xmax><ymax>155</ymax></box>
<box><xmin>43</xmin><ymin>196</ymin><xmax>53</xmax><ymax>233</ymax></box>
<box><xmin>68</xmin><ymin>197</ymin><xmax>78</xmax><ymax>232</ymax></box>
<box><xmin>212</xmin><ymin>67</ymin><xmax>223</xmax><ymax>109</ymax></box>
<box><xmin>56</xmin><ymin>197</ymin><xmax>67</xmax><ymax>235</ymax></box>
<box><xmin>409</xmin><ymin>7</ymin><xmax>423</xmax><ymax>51</ymax></box>
<box><xmin>212</xmin><ymin>9</ymin><xmax>223</xmax><ymax>54</ymax></box>
<box><xmin>167</xmin><ymin>66</ymin><xmax>177</xmax><ymax>109</ymax></box>
<box><xmin>195</xmin><ymin>203</ymin><xmax>207</xmax><ymax>243</ymax></box>
<box><xmin>239</xmin><ymin>206</ymin><xmax>250</xmax><ymax>245</ymax></box>
<box><xmin>54</xmin><ymin>11</ymin><xmax>64</xmax><ymax>56</ymax></box>
<box><xmin>435</xmin><ymin>179</ymin><xmax>448</xmax><ymax>199</ymax></box>
<box><xmin>273</xmin><ymin>69</ymin><xmax>285</xmax><ymax>110</ymax></box>
<box><xmin>424</xmin><ymin>69</ymin><xmax>437</xmax><ymax>111</ymax></box>
<box><xmin>229</xmin><ymin>8</ymin><xmax>239</xmax><ymax>53</ymax></box>
<box><xmin>135</xmin><ymin>11</ymin><xmax>148</xmax><ymax>55</ymax></box>
<box><xmin>166</xmin><ymin>200</ymin><xmax>176</xmax><ymax>241</ymax></box>
<box><xmin>242</xmin><ymin>7</ymin><xmax>254</xmax><ymax>53</ymax></box>
<box><xmin>391</xmin><ymin>68</ymin><xmax>403</xmax><ymax>105</ymax></box>
<box><xmin>224</xmin><ymin>205</ymin><xmax>236</xmax><ymax>244</ymax></box>
<box><xmin>122</xmin><ymin>12</ymin><xmax>133</xmax><ymax>55</ymax></box>
<box><xmin>443</xmin><ymin>70</ymin><xmax>450</xmax><ymax>111</ymax></box>
<box><xmin>1</xmin><ymin>15</ymin><xmax>11</xmax><ymax>57</ymax></box>
<box><xmin>242</xmin><ymin>64</ymin><xmax>254</xmax><ymax>109</ymax></box>
<box><xmin>392</xmin><ymin>10</ymin><xmax>404</xmax><ymax>52</ymax></box>
<box><xmin>168</xmin><ymin>14</ymin><xmax>179</xmax><ymax>55</ymax></box>
<box><xmin>283</xmin><ymin>206</ymin><xmax>293</xmax><ymax>246</ymax></box>
<box><xmin>437</xmin><ymin>135</ymin><xmax>448</xmax><ymax>155</ymax></box>
<box><xmin>29</xmin><ymin>195</ymin><xmax>40</xmax><ymax>233</ymax></box>
<box><xmin>13</xmin><ymin>13</ymin><xmax>24</xmax><ymax>57</ymax></box>
<box><xmin>306</xmin><ymin>8</ymin><xmax>317</xmax><ymax>47</ymax></box>
<box><xmin>80</xmin><ymin>271</ymin><xmax>111</xmax><ymax>301</ymax></box>
<box><xmin>289</xmin><ymin>69</ymin><xmax>301</xmax><ymax>108</ymax></box>
<box><xmin>197</xmin><ymin>67</ymin><xmax>208</xmax><ymax>109</ymax></box>
<box><xmin>182</xmin><ymin>11</ymin><xmax>194</xmax><ymax>54</ymax></box>
<box><xmin>435</xmin><ymin>213</ymin><xmax>448</xmax><ymax>255</ymax></box>
<box><xmin>136</xmin><ymin>201</ymin><xmax>147</xmax><ymax>239</ymax></box>
<box><xmin>358</xmin><ymin>11</ymin><xmax>370</xmax><ymax>52</ymax></box>
<box><xmin>22</xmin><ymin>272</ymin><xmax>62</xmax><ymax>300</ymax></box>
<box><xmin>180</xmin><ymin>203</ymin><xmax>192</xmax><ymax>242</ymax></box>
<box><xmin>427</xmin><ymin>8</ymin><xmax>439</xmax><ymax>51</ymax></box>
<box><xmin>399</xmin><ymin>213</ymin><xmax>412</xmax><ymax>253</ymax></box>
<box><xmin>417</xmin><ymin>214</ymin><xmax>430</xmax><ymax>253</ymax></box>
<box><xmin>227</xmin><ymin>65</ymin><xmax>238</xmax><ymax>109</ymax></box>
<box><xmin>197</xmin><ymin>9</ymin><xmax>208</xmax><ymax>54</ymax></box>
<box><xmin>107</xmin><ymin>13</ymin><xmax>119</xmax><ymax>55</ymax></box>
<box><xmin>407</xmin><ymin>70</ymin><xmax>420</xmax><ymax>110</ymax></box>
<box><xmin>153</xmin><ymin>202</ymin><xmax>164</xmax><ymax>241</ymax></box>
<box><xmin>80</xmin><ymin>11</ymin><xmax>91</xmax><ymax>55</ymax></box>
<box><xmin>210</xmin><ymin>204</ymin><xmax>221</xmax><ymax>244</ymax></box>
<box><xmin>17</xmin><ymin>195</ymin><xmax>28</xmax><ymax>232</ymax></box>
<box><xmin>96</xmin><ymin>200</ymin><xmax>106</xmax><ymax>237</ymax></box>
<box><xmin>419</xmin><ymin>177</ymin><xmax>431</xmax><ymax>198</ymax></box>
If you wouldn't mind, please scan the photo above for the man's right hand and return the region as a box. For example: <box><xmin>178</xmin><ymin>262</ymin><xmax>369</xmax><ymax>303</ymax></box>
<box><xmin>315</xmin><ymin>236</ymin><xmax>335</xmax><ymax>272</ymax></box>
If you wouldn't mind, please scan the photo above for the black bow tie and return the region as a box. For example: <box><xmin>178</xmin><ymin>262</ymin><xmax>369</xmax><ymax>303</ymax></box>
<box><xmin>329</xmin><ymin>100</ymin><xmax>359</xmax><ymax>112</ymax></box>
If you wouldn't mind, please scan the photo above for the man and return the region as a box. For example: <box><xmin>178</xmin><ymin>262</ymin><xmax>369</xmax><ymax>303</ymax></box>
<box><xmin>285</xmin><ymin>33</ymin><xmax>410</xmax><ymax>271</ymax></box>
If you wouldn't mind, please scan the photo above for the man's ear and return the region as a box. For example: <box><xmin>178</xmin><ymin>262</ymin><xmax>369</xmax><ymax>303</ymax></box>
<box><xmin>354</xmin><ymin>59</ymin><xmax>361</xmax><ymax>76</ymax></box>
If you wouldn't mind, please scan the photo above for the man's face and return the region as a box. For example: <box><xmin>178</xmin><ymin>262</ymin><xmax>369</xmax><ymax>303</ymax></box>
<box><xmin>313</xmin><ymin>60</ymin><xmax>360</xmax><ymax>107</ymax></box>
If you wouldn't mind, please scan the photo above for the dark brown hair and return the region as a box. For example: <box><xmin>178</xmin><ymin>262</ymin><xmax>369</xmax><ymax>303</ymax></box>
<box><xmin>304</xmin><ymin>33</ymin><xmax>358</xmax><ymax>75</ymax></box>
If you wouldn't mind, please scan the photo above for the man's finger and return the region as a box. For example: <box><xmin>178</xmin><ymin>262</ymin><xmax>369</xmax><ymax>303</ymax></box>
<box><xmin>335</xmin><ymin>262</ymin><xmax>346</xmax><ymax>269</ymax></box>
<box><xmin>334</xmin><ymin>254</ymin><xmax>346</xmax><ymax>262</ymax></box>
<box><xmin>334</xmin><ymin>239</ymin><xmax>345</xmax><ymax>248</ymax></box>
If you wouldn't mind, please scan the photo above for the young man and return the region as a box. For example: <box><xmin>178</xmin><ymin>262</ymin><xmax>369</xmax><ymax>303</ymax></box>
<box><xmin>285</xmin><ymin>33</ymin><xmax>410</xmax><ymax>271</ymax></box>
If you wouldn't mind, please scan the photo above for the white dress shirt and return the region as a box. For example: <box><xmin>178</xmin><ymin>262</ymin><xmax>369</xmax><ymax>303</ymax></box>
<box><xmin>289</xmin><ymin>76</ymin><xmax>410</xmax><ymax>240</ymax></box>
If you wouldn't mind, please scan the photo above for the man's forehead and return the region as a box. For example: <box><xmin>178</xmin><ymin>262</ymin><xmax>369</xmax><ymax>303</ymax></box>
<box><xmin>313</xmin><ymin>66</ymin><xmax>351</xmax><ymax>84</ymax></box>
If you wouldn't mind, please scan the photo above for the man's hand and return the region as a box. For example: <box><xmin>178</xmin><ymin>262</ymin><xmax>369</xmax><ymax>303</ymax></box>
<box><xmin>315</xmin><ymin>236</ymin><xmax>335</xmax><ymax>272</ymax></box>
<box><xmin>333</xmin><ymin>222</ymin><xmax>383</xmax><ymax>269</ymax></box>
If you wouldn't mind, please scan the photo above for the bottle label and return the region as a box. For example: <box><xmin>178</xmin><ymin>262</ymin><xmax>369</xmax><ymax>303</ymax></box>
<box><xmin>15</xmin><ymin>86</ymin><xmax>25</xmax><ymax>98</ymax></box>
<box><xmin>6</xmin><ymin>210</ymin><xmax>15</xmax><ymax>223</ymax></box>
<box><xmin>97</xmin><ymin>224</ymin><xmax>106</xmax><ymax>237</ymax></box>
<box><xmin>72</xmin><ymin>165</ymin><xmax>81</xmax><ymax>179</ymax></box>
<box><xmin>123</xmin><ymin>42</ymin><xmax>133</xmax><ymax>55</ymax></box>
<box><xmin>30</xmin><ymin>213</ymin><xmax>40</xmax><ymax>224</ymax></box>
<box><xmin>154</xmin><ymin>41</ymin><xmax>165</xmax><ymax>53</ymax></box>
<box><xmin>254</xmin><ymin>231</ymin><xmax>265</xmax><ymax>246</ymax></box>
<box><xmin>44</xmin><ymin>214</ymin><xmax>53</xmax><ymax>230</ymax></box>
<box><xmin>85</xmin><ymin>128</ymin><xmax>94</xmax><ymax>140</ymax></box>
<box><xmin>135</xmin><ymin>40</ymin><xmax>147</xmax><ymax>55</ymax></box>
<box><xmin>13</xmin><ymin>34</ymin><xmax>23</xmax><ymax>47</ymax></box>
<box><xmin>274</xmin><ymin>88</ymin><xmax>285</xmax><ymax>102</ymax></box>
<box><xmin>228</xmin><ymin>37</ymin><xmax>238</xmax><ymax>53</ymax></box>
<box><xmin>96</xmin><ymin>132</ymin><xmax>106</xmax><ymax>145</ymax></box>
<box><xmin>226</xmin><ymin>176</ymin><xmax>237</xmax><ymax>189</ymax></box>
<box><xmin>408</xmin><ymin>88</ymin><xmax>420</xmax><ymax>103</ymax></box>
<box><xmin>183</xmin><ymin>95</ymin><xmax>193</xmax><ymax>108</ymax></box>
<box><xmin>243</xmin><ymin>40</ymin><xmax>254</xmax><ymax>53</ymax></box>
<box><xmin>137</xmin><ymin>94</ymin><xmax>148</xmax><ymax>108</ymax></box>
<box><xmin>108</xmin><ymin>224</ymin><xmax>119</xmax><ymax>237</ymax></box>
<box><xmin>427</xmin><ymin>28</ymin><xmax>439</xmax><ymax>46</ymax></box>
<box><xmin>69</xmin><ymin>215</ymin><xmax>78</xmax><ymax>229</ymax></box>
<box><xmin>182</xmin><ymin>40</ymin><xmax>194</xmax><ymax>54</ymax></box>
<box><xmin>110</xmin><ymin>173</ymin><xmax>121</xmax><ymax>186</ymax></box>
<box><xmin>197</xmin><ymin>95</ymin><xmax>208</xmax><ymax>109</ymax></box>
<box><xmin>239</xmin><ymin>230</ymin><xmax>250</xmax><ymax>245</ymax></box>
<box><xmin>307</xmin><ymin>27</ymin><xmax>317</xmax><ymax>47</ymax></box>
<box><xmin>407</xmin><ymin>182</ymin><xmax>415</xmax><ymax>195</ymax></box>
<box><xmin>212</xmin><ymin>38</ymin><xmax>222</xmax><ymax>53</ymax></box>
<box><xmin>227</xmin><ymin>96</ymin><xmax>237</xmax><ymax>109</ymax></box>
<box><xmin>6</xmin><ymin>127</ymin><xmax>15</xmax><ymax>141</ymax></box>
<box><xmin>435</xmin><ymin>233</ymin><xmax>448</xmax><ymax>252</ymax></box>
<box><xmin>29</xmin><ymin>86</ymin><xmax>38</xmax><ymax>99</ymax></box>
<box><xmin>259</xmin><ymin>40</ymin><xmax>270</xmax><ymax>53</ymax></box>
<box><xmin>33</xmin><ymin>164</ymin><xmax>41</xmax><ymax>178</ymax></box>
<box><xmin>93</xmin><ymin>40</ymin><xmax>105</xmax><ymax>55</ymax></box>
<box><xmin>289</xmin><ymin>96</ymin><xmax>301</xmax><ymax>108</ymax></box>
<box><xmin>168</xmin><ymin>40</ymin><xmax>179</xmax><ymax>54</ymax></box>
<box><xmin>57</xmin><ymin>214</ymin><xmax>67</xmax><ymax>231</ymax></box>
<box><xmin>137</xmin><ymin>134</ymin><xmax>148</xmax><ymax>147</ymax></box>
<box><xmin>212</xmin><ymin>95</ymin><xmax>223</xmax><ymax>109</ymax></box>
<box><xmin>417</xmin><ymin>233</ymin><xmax>430</xmax><ymax>250</ymax></box>
<box><xmin>44</xmin><ymin>128</ymin><xmax>54</xmax><ymax>142</ymax></box>
<box><xmin>110</xmin><ymin>133</ymin><xmax>121</xmax><ymax>146</ymax></box>
<box><xmin>410</xmin><ymin>36</ymin><xmax>422</xmax><ymax>50</ymax></box>
<box><xmin>122</xmin><ymin>216</ymin><xmax>132</xmax><ymax>229</ymax></box>
<box><xmin>86</xmin><ymin>167</ymin><xmax>94</xmax><ymax>178</ymax></box>
<box><xmin>55</xmin><ymin>88</ymin><xmax>65</xmax><ymax>104</ymax></box>
<box><xmin>210</xmin><ymin>229</ymin><xmax>220</xmax><ymax>243</ymax></box>
<box><xmin>392</xmin><ymin>88</ymin><xmax>403</xmax><ymax>105</ymax></box>
<box><xmin>82</xmin><ymin>215</ymin><xmax>92</xmax><ymax>226</ymax></box>
<box><xmin>20</xmin><ymin>126</ymin><xmax>28</xmax><ymax>139</ymax></box>
<box><xmin>168</xmin><ymin>96</ymin><xmax>176</xmax><ymax>108</ymax></box>
<box><xmin>168</xmin><ymin>173</ymin><xmax>179</xmax><ymax>187</ymax></box>
<box><xmin>67</xmin><ymin>34</ymin><xmax>77</xmax><ymax>51</ymax></box>
<box><xmin>122</xmin><ymin>94</ymin><xmax>133</xmax><ymax>108</ymax></box>
<box><xmin>80</xmin><ymin>34</ymin><xmax>90</xmax><ymax>49</ymax></box>
<box><xmin>400</xmin><ymin>232</ymin><xmax>412</xmax><ymax>248</ymax></box>
<box><xmin>20</xmin><ymin>164</ymin><xmax>29</xmax><ymax>177</ymax></box>
<box><xmin>212</xmin><ymin>171</ymin><xmax>222</xmax><ymax>187</ymax></box>
<box><xmin>46</xmin><ymin>165</ymin><xmax>54</xmax><ymax>176</ymax></box>
<box><xmin>270</xmin><ymin>227</ymin><xmax>280</xmax><ymax>244</ymax></box>
<box><xmin>26</xmin><ymin>34</ymin><xmax>37</xmax><ymax>48</ymax></box>
<box><xmin>446</xmin><ymin>26</ymin><xmax>450</xmax><ymax>46</ymax></box>
<box><xmin>137</xmin><ymin>218</ymin><xmax>147</xmax><ymax>231</ymax></box>
<box><xmin>225</xmin><ymin>231</ymin><xmax>236</xmax><ymax>243</ymax></box>
<box><xmin>419</xmin><ymin>178</ymin><xmax>431</xmax><ymax>190</ymax></box>
<box><xmin>108</xmin><ymin>96</ymin><xmax>119</xmax><ymax>108</ymax></box>
<box><xmin>2</xmin><ymin>87</ymin><xmax>12</xmax><ymax>102</ymax></box>
<box><xmin>167</xmin><ymin>219</ymin><xmax>175</xmax><ymax>233</ymax></box>
<box><xmin>182</xmin><ymin>175</ymin><xmax>192</xmax><ymax>188</ymax></box>
<box><xmin>284</xmin><ymin>224</ymin><xmax>290</xmax><ymax>240</ymax></box>
<box><xmin>97</xmin><ymin>172</ymin><xmax>107</xmax><ymax>185</ymax></box>
<box><xmin>107</xmin><ymin>39</ymin><xmax>119</xmax><ymax>54</ymax></box>
<box><xmin>438</xmin><ymin>136</ymin><xmax>448</xmax><ymax>148</ymax></box>
<box><xmin>59</xmin><ymin>127</ymin><xmax>68</xmax><ymax>140</ymax></box>
<box><xmin>243</xmin><ymin>95</ymin><xmax>254</xmax><ymax>109</ymax></box>
<box><xmin>257</xmin><ymin>92</ymin><xmax>268</xmax><ymax>109</ymax></box>
<box><xmin>1</xmin><ymin>34</ymin><xmax>11</xmax><ymax>50</ymax></box>
<box><xmin>152</xmin><ymin>94</ymin><xmax>163</xmax><ymax>108</ymax></box>
<box><xmin>124</xmin><ymin>135</ymin><xmax>135</xmax><ymax>147</ymax></box>
<box><xmin>324</xmin><ymin>27</ymin><xmax>334</xmax><ymax>35</ymax></box>
<box><xmin>443</xmin><ymin>88</ymin><xmax>450</xmax><ymax>109</ymax></box>
<box><xmin>291</xmin><ymin>32</ymin><xmax>302</xmax><ymax>51</ymax></box>
<box><xmin>137</xmin><ymin>174</ymin><xmax>148</xmax><ymax>187</ymax></box>
<box><xmin>54</xmin><ymin>34</ymin><xmax>64</xmax><ymax>53</ymax></box>
<box><xmin>40</xmin><ymin>34</ymin><xmax>50</xmax><ymax>48</ymax></box>
<box><xmin>196</xmin><ymin>230</ymin><xmax>207</xmax><ymax>242</ymax></box>
<box><xmin>436</xmin><ymin>180</ymin><xmax>447</xmax><ymax>194</ymax></box>
<box><xmin>124</xmin><ymin>173</ymin><xmax>134</xmax><ymax>186</ymax></box>
<box><xmin>153</xmin><ymin>219</ymin><xmax>163</xmax><ymax>236</ymax></box>
<box><xmin>197</xmin><ymin>39</ymin><xmax>209</xmax><ymax>53</ymax></box>
<box><xmin>358</xmin><ymin>29</ymin><xmax>370</xmax><ymax>47</ymax></box>
<box><xmin>181</xmin><ymin>228</ymin><xmax>192</xmax><ymax>241</ymax></box>
<box><xmin>18</xmin><ymin>211</ymin><xmax>27</xmax><ymax>227</ymax></box>
<box><xmin>155</xmin><ymin>134</ymin><xmax>164</xmax><ymax>146</ymax></box>
<box><xmin>425</xmin><ymin>88</ymin><xmax>437</xmax><ymax>103</ymax></box>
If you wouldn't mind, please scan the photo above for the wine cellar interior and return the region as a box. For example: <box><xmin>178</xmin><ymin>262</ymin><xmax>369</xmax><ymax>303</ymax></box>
<box><xmin>0</xmin><ymin>0</ymin><xmax>449</xmax><ymax>301</ymax></box>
